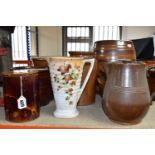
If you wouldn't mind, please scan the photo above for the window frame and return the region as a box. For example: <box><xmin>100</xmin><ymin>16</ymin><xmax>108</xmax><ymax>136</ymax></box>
<box><xmin>62</xmin><ymin>26</ymin><xmax>93</xmax><ymax>56</ymax></box>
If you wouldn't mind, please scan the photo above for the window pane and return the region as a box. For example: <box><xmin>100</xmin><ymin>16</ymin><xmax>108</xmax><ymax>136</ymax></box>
<box><xmin>76</xmin><ymin>27</ymin><xmax>81</xmax><ymax>37</ymax></box>
<box><xmin>108</xmin><ymin>26</ymin><xmax>113</xmax><ymax>40</ymax></box>
<box><xmin>67</xmin><ymin>27</ymin><xmax>72</xmax><ymax>37</ymax></box>
<box><xmin>81</xmin><ymin>27</ymin><xmax>89</xmax><ymax>37</ymax></box>
<box><xmin>67</xmin><ymin>27</ymin><xmax>89</xmax><ymax>37</ymax></box>
<box><xmin>93</xmin><ymin>26</ymin><xmax>120</xmax><ymax>42</ymax></box>
<box><xmin>67</xmin><ymin>43</ymin><xmax>89</xmax><ymax>51</ymax></box>
<box><xmin>72</xmin><ymin>27</ymin><xmax>76</xmax><ymax>37</ymax></box>
<box><xmin>112</xmin><ymin>26</ymin><xmax>118</xmax><ymax>39</ymax></box>
<box><xmin>11</xmin><ymin>26</ymin><xmax>28</xmax><ymax>60</ymax></box>
<box><xmin>104</xmin><ymin>26</ymin><xmax>108</xmax><ymax>40</ymax></box>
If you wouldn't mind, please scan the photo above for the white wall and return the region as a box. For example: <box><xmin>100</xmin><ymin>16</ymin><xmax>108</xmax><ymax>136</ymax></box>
<box><xmin>38</xmin><ymin>26</ymin><xmax>62</xmax><ymax>56</ymax></box>
<box><xmin>37</xmin><ymin>26</ymin><xmax>155</xmax><ymax>56</ymax></box>
<box><xmin>122</xmin><ymin>26</ymin><xmax>155</xmax><ymax>40</ymax></box>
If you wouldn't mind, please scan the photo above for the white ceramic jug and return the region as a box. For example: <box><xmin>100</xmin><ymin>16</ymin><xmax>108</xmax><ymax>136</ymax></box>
<box><xmin>47</xmin><ymin>56</ymin><xmax>95</xmax><ymax>118</ymax></box>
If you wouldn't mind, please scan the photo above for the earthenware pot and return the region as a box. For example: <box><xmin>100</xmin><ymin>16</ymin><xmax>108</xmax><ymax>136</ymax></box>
<box><xmin>102</xmin><ymin>60</ymin><xmax>152</xmax><ymax>124</ymax></box>
<box><xmin>10</xmin><ymin>66</ymin><xmax>53</xmax><ymax>107</ymax></box>
<box><xmin>2</xmin><ymin>70</ymin><xmax>40</xmax><ymax>122</ymax></box>
<box><xmin>32</xmin><ymin>57</ymin><xmax>48</xmax><ymax>68</ymax></box>
<box><xmin>94</xmin><ymin>40</ymin><xmax>136</xmax><ymax>96</ymax></box>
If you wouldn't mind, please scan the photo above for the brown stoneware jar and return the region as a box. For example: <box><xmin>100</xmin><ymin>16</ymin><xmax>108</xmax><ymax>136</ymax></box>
<box><xmin>31</xmin><ymin>57</ymin><xmax>54</xmax><ymax>106</ymax></box>
<box><xmin>94</xmin><ymin>40</ymin><xmax>136</xmax><ymax>96</ymax></box>
<box><xmin>69</xmin><ymin>51</ymin><xmax>97</xmax><ymax>106</ymax></box>
<box><xmin>2</xmin><ymin>70</ymin><xmax>40</xmax><ymax>122</ymax></box>
<box><xmin>102</xmin><ymin>60</ymin><xmax>152</xmax><ymax>125</ymax></box>
<box><xmin>10</xmin><ymin>66</ymin><xmax>53</xmax><ymax>107</ymax></box>
<box><xmin>32</xmin><ymin>57</ymin><xmax>48</xmax><ymax>68</ymax></box>
<box><xmin>33</xmin><ymin>68</ymin><xmax>53</xmax><ymax>106</ymax></box>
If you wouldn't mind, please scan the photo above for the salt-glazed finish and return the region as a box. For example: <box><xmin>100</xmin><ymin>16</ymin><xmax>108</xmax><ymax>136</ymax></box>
<box><xmin>47</xmin><ymin>57</ymin><xmax>95</xmax><ymax>118</ymax></box>
<box><xmin>102</xmin><ymin>60</ymin><xmax>152</xmax><ymax>125</ymax></box>
<box><xmin>10</xmin><ymin>66</ymin><xmax>53</xmax><ymax>107</ymax></box>
<box><xmin>94</xmin><ymin>40</ymin><xmax>136</xmax><ymax>96</ymax></box>
<box><xmin>2</xmin><ymin>70</ymin><xmax>40</xmax><ymax>122</ymax></box>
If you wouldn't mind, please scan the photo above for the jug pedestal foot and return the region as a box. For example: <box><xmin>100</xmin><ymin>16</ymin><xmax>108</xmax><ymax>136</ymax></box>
<box><xmin>53</xmin><ymin>109</ymin><xmax>79</xmax><ymax>118</ymax></box>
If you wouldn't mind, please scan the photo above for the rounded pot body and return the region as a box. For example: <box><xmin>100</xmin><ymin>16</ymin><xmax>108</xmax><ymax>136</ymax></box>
<box><xmin>102</xmin><ymin>61</ymin><xmax>151</xmax><ymax>124</ymax></box>
<box><xmin>2</xmin><ymin>70</ymin><xmax>40</xmax><ymax>122</ymax></box>
<box><xmin>94</xmin><ymin>40</ymin><xmax>136</xmax><ymax>96</ymax></box>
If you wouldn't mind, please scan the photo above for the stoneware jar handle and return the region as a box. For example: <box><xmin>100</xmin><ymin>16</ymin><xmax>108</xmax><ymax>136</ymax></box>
<box><xmin>150</xmin><ymin>92</ymin><xmax>155</xmax><ymax>105</ymax></box>
<box><xmin>77</xmin><ymin>58</ymin><xmax>95</xmax><ymax>102</ymax></box>
<box><xmin>146</xmin><ymin>65</ymin><xmax>155</xmax><ymax>105</ymax></box>
<box><xmin>146</xmin><ymin>65</ymin><xmax>155</xmax><ymax>77</ymax></box>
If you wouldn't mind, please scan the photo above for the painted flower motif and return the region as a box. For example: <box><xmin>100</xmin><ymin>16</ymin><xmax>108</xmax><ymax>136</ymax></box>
<box><xmin>52</xmin><ymin>62</ymin><xmax>81</xmax><ymax>105</ymax></box>
<box><xmin>57</xmin><ymin>64</ymin><xmax>71</xmax><ymax>75</ymax></box>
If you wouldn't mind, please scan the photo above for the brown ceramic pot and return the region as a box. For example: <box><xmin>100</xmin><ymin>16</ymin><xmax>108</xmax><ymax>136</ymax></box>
<box><xmin>102</xmin><ymin>60</ymin><xmax>152</xmax><ymax>124</ymax></box>
<box><xmin>2</xmin><ymin>70</ymin><xmax>40</xmax><ymax>122</ymax></box>
<box><xmin>34</xmin><ymin>68</ymin><xmax>53</xmax><ymax>106</ymax></box>
<box><xmin>10</xmin><ymin>66</ymin><xmax>53</xmax><ymax>107</ymax></box>
<box><xmin>32</xmin><ymin>57</ymin><xmax>48</xmax><ymax>68</ymax></box>
<box><xmin>31</xmin><ymin>57</ymin><xmax>54</xmax><ymax>106</ymax></box>
<box><xmin>69</xmin><ymin>51</ymin><xmax>97</xmax><ymax>106</ymax></box>
<box><xmin>94</xmin><ymin>40</ymin><xmax>136</xmax><ymax>96</ymax></box>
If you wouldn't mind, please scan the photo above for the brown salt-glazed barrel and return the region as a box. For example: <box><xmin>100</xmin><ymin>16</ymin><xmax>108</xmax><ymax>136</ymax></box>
<box><xmin>34</xmin><ymin>68</ymin><xmax>53</xmax><ymax>106</ymax></box>
<box><xmin>10</xmin><ymin>66</ymin><xmax>53</xmax><ymax>107</ymax></box>
<box><xmin>31</xmin><ymin>57</ymin><xmax>54</xmax><ymax>106</ymax></box>
<box><xmin>69</xmin><ymin>51</ymin><xmax>97</xmax><ymax>106</ymax></box>
<box><xmin>94</xmin><ymin>40</ymin><xmax>136</xmax><ymax>96</ymax></box>
<box><xmin>2</xmin><ymin>70</ymin><xmax>40</xmax><ymax>122</ymax></box>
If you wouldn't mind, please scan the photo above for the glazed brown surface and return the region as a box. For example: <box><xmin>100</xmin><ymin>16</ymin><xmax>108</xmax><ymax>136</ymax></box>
<box><xmin>10</xmin><ymin>66</ymin><xmax>53</xmax><ymax>107</ymax></box>
<box><xmin>31</xmin><ymin>57</ymin><xmax>53</xmax><ymax>106</ymax></box>
<box><xmin>3</xmin><ymin>72</ymin><xmax>40</xmax><ymax>122</ymax></box>
<box><xmin>32</xmin><ymin>58</ymin><xmax>48</xmax><ymax>68</ymax></box>
<box><xmin>94</xmin><ymin>40</ymin><xmax>136</xmax><ymax>96</ymax></box>
<box><xmin>36</xmin><ymin>69</ymin><xmax>53</xmax><ymax>106</ymax></box>
<box><xmin>102</xmin><ymin>61</ymin><xmax>151</xmax><ymax>124</ymax></box>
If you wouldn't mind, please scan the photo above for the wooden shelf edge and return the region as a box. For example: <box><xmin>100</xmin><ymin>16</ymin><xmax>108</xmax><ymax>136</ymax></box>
<box><xmin>0</xmin><ymin>124</ymin><xmax>101</xmax><ymax>129</ymax></box>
